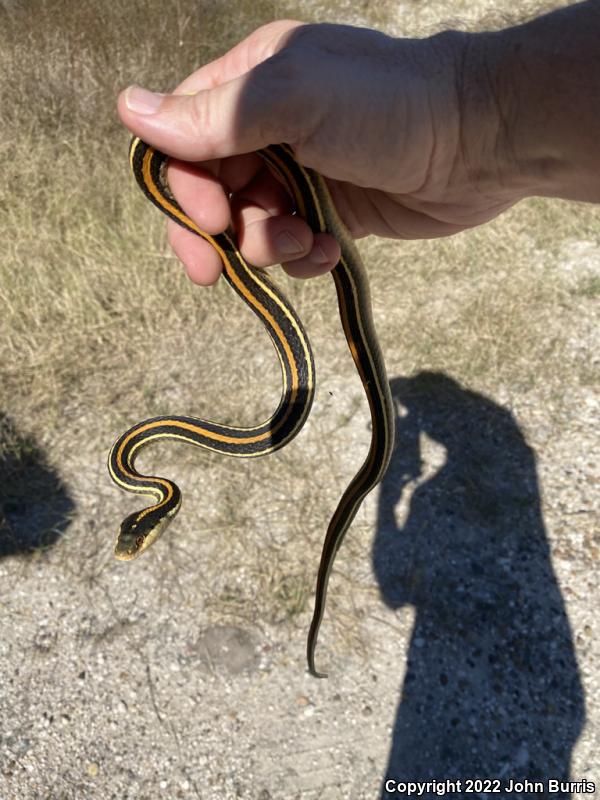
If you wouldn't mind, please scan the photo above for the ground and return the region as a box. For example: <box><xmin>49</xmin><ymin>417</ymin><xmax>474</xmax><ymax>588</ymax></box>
<box><xmin>0</xmin><ymin>0</ymin><xmax>598</xmax><ymax>798</ymax></box>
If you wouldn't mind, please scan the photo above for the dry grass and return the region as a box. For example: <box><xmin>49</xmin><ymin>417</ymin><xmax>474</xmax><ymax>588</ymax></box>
<box><xmin>0</xmin><ymin>0</ymin><xmax>598</xmax><ymax>643</ymax></box>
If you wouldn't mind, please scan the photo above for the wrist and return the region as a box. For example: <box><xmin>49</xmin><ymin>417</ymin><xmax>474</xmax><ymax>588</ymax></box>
<box><xmin>451</xmin><ymin>28</ymin><xmax>557</xmax><ymax>205</ymax></box>
<box><xmin>462</xmin><ymin>4</ymin><xmax>600</xmax><ymax>204</ymax></box>
<box><xmin>451</xmin><ymin>31</ymin><xmax>526</xmax><ymax>203</ymax></box>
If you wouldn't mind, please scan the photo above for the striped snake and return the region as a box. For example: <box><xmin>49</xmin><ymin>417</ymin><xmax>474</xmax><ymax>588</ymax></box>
<box><xmin>108</xmin><ymin>137</ymin><xmax>394</xmax><ymax>677</ymax></box>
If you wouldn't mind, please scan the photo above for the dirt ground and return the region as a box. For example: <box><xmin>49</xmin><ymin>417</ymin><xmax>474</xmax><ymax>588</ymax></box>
<box><xmin>1</xmin><ymin>236</ymin><xmax>598</xmax><ymax>797</ymax></box>
<box><xmin>0</xmin><ymin>0</ymin><xmax>598</xmax><ymax>798</ymax></box>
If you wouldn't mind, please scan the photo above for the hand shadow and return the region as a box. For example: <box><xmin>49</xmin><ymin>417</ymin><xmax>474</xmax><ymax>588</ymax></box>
<box><xmin>373</xmin><ymin>372</ymin><xmax>584</xmax><ymax>797</ymax></box>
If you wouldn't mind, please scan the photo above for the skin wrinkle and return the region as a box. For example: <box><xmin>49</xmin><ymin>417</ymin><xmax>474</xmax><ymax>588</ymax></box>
<box><xmin>392</xmin><ymin>43</ymin><xmax>439</xmax><ymax>199</ymax></box>
<box><xmin>187</xmin><ymin>91</ymin><xmax>215</xmax><ymax>150</ymax></box>
<box><xmin>481</xmin><ymin>40</ymin><xmax>513</xmax><ymax>193</ymax></box>
<box><xmin>447</xmin><ymin>33</ymin><xmax>509</xmax><ymax>213</ymax></box>
<box><xmin>366</xmin><ymin>189</ymin><xmax>399</xmax><ymax>239</ymax></box>
<box><xmin>414</xmin><ymin>91</ymin><xmax>439</xmax><ymax>200</ymax></box>
<box><xmin>454</xmin><ymin>33</ymin><xmax>475</xmax><ymax>202</ymax></box>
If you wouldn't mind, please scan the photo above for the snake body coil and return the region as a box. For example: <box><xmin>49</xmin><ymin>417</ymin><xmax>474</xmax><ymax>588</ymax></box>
<box><xmin>108</xmin><ymin>138</ymin><xmax>394</xmax><ymax>677</ymax></box>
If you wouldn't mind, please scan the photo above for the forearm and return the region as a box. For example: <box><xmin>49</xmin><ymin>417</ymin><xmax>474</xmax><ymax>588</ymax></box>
<box><xmin>468</xmin><ymin>0</ymin><xmax>600</xmax><ymax>203</ymax></box>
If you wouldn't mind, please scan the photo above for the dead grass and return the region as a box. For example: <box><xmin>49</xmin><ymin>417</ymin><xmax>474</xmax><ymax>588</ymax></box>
<box><xmin>0</xmin><ymin>0</ymin><xmax>598</xmax><ymax>647</ymax></box>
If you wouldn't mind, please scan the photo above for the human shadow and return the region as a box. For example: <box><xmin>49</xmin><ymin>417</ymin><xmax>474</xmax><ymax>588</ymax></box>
<box><xmin>0</xmin><ymin>412</ymin><xmax>74</xmax><ymax>556</ymax></box>
<box><xmin>373</xmin><ymin>372</ymin><xmax>584</xmax><ymax>798</ymax></box>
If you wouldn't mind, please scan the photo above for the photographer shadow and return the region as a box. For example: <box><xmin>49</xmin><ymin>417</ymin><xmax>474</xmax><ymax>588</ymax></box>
<box><xmin>0</xmin><ymin>412</ymin><xmax>74</xmax><ymax>557</ymax></box>
<box><xmin>373</xmin><ymin>372</ymin><xmax>584</xmax><ymax>797</ymax></box>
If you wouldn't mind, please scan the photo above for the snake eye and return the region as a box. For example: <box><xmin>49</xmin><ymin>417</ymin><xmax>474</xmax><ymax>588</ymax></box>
<box><xmin>135</xmin><ymin>535</ymin><xmax>145</xmax><ymax>548</ymax></box>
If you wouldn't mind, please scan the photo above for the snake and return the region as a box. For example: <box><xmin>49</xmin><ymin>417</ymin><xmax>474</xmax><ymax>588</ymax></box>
<box><xmin>108</xmin><ymin>137</ymin><xmax>395</xmax><ymax>677</ymax></box>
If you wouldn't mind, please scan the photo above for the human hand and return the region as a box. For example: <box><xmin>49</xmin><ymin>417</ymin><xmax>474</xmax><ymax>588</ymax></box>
<box><xmin>116</xmin><ymin>20</ymin><xmax>525</xmax><ymax>284</ymax></box>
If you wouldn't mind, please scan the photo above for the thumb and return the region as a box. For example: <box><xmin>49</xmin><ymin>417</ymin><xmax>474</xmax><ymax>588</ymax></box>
<box><xmin>118</xmin><ymin>53</ymin><xmax>312</xmax><ymax>161</ymax></box>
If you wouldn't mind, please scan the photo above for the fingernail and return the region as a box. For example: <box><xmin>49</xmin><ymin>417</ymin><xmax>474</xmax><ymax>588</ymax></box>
<box><xmin>309</xmin><ymin>245</ymin><xmax>329</xmax><ymax>265</ymax></box>
<box><xmin>276</xmin><ymin>231</ymin><xmax>304</xmax><ymax>256</ymax></box>
<box><xmin>124</xmin><ymin>85</ymin><xmax>167</xmax><ymax>115</ymax></box>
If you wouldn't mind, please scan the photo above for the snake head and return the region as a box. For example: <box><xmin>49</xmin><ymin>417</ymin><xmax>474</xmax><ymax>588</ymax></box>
<box><xmin>114</xmin><ymin>509</ymin><xmax>173</xmax><ymax>561</ymax></box>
